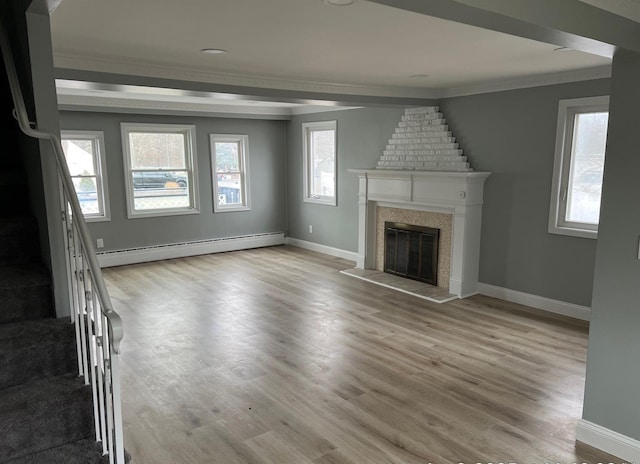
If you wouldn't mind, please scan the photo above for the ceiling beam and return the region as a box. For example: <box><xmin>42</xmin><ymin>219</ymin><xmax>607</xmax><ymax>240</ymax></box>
<box><xmin>24</xmin><ymin>0</ymin><xmax>64</xmax><ymax>14</ymax></box>
<box><xmin>54</xmin><ymin>68</ymin><xmax>438</xmax><ymax>107</ymax></box>
<box><xmin>367</xmin><ymin>0</ymin><xmax>640</xmax><ymax>58</ymax></box>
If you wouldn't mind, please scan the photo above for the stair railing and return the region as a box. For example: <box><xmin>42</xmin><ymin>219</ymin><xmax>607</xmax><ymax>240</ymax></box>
<box><xmin>0</xmin><ymin>23</ymin><xmax>125</xmax><ymax>464</ymax></box>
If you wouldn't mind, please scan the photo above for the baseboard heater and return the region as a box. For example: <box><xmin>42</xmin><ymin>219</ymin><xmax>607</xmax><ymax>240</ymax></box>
<box><xmin>96</xmin><ymin>232</ymin><xmax>285</xmax><ymax>268</ymax></box>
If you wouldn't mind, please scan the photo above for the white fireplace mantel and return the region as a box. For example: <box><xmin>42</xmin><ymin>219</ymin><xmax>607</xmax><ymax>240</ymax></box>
<box><xmin>348</xmin><ymin>169</ymin><xmax>491</xmax><ymax>299</ymax></box>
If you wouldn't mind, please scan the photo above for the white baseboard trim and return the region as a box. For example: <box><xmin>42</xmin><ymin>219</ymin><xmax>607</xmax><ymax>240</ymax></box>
<box><xmin>576</xmin><ymin>420</ymin><xmax>640</xmax><ymax>462</ymax></box>
<box><xmin>97</xmin><ymin>232</ymin><xmax>285</xmax><ymax>268</ymax></box>
<box><xmin>477</xmin><ymin>282</ymin><xmax>591</xmax><ymax>321</ymax></box>
<box><xmin>284</xmin><ymin>237</ymin><xmax>358</xmax><ymax>263</ymax></box>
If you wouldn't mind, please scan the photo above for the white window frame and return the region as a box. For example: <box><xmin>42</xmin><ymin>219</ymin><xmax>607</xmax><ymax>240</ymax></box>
<box><xmin>302</xmin><ymin>120</ymin><xmax>337</xmax><ymax>206</ymax></box>
<box><xmin>60</xmin><ymin>130</ymin><xmax>110</xmax><ymax>222</ymax></box>
<box><xmin>121</xmin><ymin>123</ymin><xmax>199</xmax><ymax>219</ymax></box>
<box><xmin>210</xmin><ymin>134</ymin><xmax>250</xmax><ymax>213</ymax></box>
<box><xmin>549</xmin><ymin>95</ymin><xmax>609</xmax><ymax>239</ymax></box>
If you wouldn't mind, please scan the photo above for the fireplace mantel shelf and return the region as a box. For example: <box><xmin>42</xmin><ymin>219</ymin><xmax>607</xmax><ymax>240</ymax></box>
<box><xmin>349</xmin><ymin>168</ymin><xmax>491</xmax><ymax>299</ymax></box>
<box><xmin>348</xmin><ymin>169</ymin><xmax>491</xmax><ymax>179</ymax></box>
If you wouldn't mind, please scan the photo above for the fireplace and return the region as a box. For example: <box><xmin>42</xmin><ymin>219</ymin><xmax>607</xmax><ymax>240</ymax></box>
<box><xmin>384</xmin><ymin>222</ymin><xmax>439</xmax><ymax>285</ymax></box>
<box><xmin>348</xmin><ymin>169</ymin><xmax>490</xmax><ymax>298</ymax></box>
<box><xmin>376</xmin><ymin>207</ymin><xmax>451</xmax><ymax>288</ymax></box>
<box><xmin>347</xmin><ymin>106</ymin><xmax>490</xmax><ymax>299</ymax></box>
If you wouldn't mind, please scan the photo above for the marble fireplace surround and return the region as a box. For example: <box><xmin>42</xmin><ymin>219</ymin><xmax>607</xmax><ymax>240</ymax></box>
<box><xmin>348</xmin><ymin>169</ymin><xmax>491</xmax><ymax>299</ymax></box>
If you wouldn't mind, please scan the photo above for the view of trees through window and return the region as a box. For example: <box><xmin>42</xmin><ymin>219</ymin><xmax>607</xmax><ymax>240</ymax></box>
<box><xmin>214</xmin><ymin>142</ymin><xmax>239</xmax><ymax>172</ymax></box>
<box><xmin>310</xmin><ymin>129</ymin><xmax>335</xmax><ymax>198</ymax></box>
<box><xmin>128</xmin><ymin>132</ymin><xmax>186</xmax><ymax>169</ymax></box>
<box><xmin>566</xmin><ymin>111</ymin><xmax>608</xmax><ymax>224</ymax></box>
<box><xmin>62</xmin><ymin>138</ymin><xmax>102</xmax><ymax>216</ymax></box>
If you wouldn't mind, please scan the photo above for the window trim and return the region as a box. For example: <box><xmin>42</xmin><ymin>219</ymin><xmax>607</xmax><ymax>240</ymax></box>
<box><xmin>548</xmin><ymin>95</ymin><xmax>609</xmax><ymax>239</ymax></box>
<box><xmin>60</xmin><ymin>130</ymin><xmax>111</xmax><ymax>222</ymax></box>
<box><xmin>302</xmin><ymin>120</ymin><xmax>337</xmax><ymax>206</ymax></box>
<box><xmin>121</xmin><ymin>123</ymin><xmax>199</xmax><ymax>219</ymax></box>
<box><xmin>210</xmin><ymin>133</ymin><xmax>251</xmax><ymax>213</ymax></box>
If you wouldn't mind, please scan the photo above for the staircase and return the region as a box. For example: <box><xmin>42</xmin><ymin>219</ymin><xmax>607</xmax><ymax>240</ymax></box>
<box><xmin>376</xmin><ymin>106</ymin><xmax>473</xmax><ymax>171</ymax></box>
<box><xmin>0</xmin><ymin>65</ymin><xmax>108</xmax><ymax>464</ymax></box>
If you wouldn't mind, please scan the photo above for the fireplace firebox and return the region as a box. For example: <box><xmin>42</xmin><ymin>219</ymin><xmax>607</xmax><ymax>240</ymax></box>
<box><xmin>384</xmin><ymin>222</ymin><xmax>439</xmax><ymax>286</ymax></box>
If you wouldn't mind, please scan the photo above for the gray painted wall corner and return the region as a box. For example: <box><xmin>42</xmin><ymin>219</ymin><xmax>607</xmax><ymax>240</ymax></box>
<box><xmin>286</xmin><ymin>106</ymin><xmax>406</xmax><ymax>252</ymax></box>
<box><xmin>582</xmin><ymin>52</ymin><xmax>640</xmax><ymax>442</ymax></box>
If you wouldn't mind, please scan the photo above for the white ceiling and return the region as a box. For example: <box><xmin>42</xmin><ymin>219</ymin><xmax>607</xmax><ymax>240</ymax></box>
<box><xmin>50</xmin><ymin>0</ymin><xmax>616</xmax><ymax>104</ymax></box>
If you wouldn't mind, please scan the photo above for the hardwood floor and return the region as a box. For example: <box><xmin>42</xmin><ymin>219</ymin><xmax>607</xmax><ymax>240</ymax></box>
<box><xmin>104</xmin><ymin>246</ymin><xmax>620</xmax><ymax>464</ymax></box>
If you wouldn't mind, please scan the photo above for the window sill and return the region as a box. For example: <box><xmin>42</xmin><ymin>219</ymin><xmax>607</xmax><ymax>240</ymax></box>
<box><xmin>214</xmin><ymin>206</ymin><xmax>251</xmax><ymax>213</ymax></box>
<box><xmin>126</xmin><ymin>207</ymin><xmax>200</xmax><ymax>219</ymax></box>
<box><xmin>548</xmin><ymin>224</ymin><xmax>597</xmax><ymax>239</ymax></box>
<box><xmin>85</xmin><ymin>215</ymin><xmax>111</xmax><ymax>223</ymax></box>
<box><xmin>304</xmin><ymin>197</ymin><xmax>336</xmax><ymax>206</ymax></box>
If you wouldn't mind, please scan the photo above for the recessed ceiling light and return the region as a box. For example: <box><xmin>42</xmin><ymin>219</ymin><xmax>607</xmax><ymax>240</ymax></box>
<box><xmin>410</xmin><ymin>74</ymin><xmax>430</xmax><ymax>79</ymax></box>
<box><xmin>323</xmin><ymin>0</ymin><xmax>354</xmax><ymax>5</ymax></box>
<box><xmin>554</xmin><ymin>46</ymin><xmax>573</xmax><ymax>52</ymax></box>
<box><xmin>201</xmin><ymin>48</ymin><xmax>227</xmax><ymax>55</ymax></box>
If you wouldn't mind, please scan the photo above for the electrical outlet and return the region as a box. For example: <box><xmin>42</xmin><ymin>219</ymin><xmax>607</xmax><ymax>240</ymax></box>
<box><xmin>309</xmin><ymin>225</ymin><xmax>313</xmax><ymax>234</ymax></box>
<box><xmin>96</xmin><ymin>238</ymin><xmax>104</xmax><ymax>249</ymax></box>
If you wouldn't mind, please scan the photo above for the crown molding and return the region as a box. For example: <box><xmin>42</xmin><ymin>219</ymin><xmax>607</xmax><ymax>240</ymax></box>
<box><xmin>437</xmin><ymin>65</ymin><xmax>612</xmax><ymax>98</ymax></box>
<box><xmin>54</xmin><ymin>51</ymin><xmax>612</xmax><ymax>103</ymax></box>
<box><xmin>53</xmin><ymin>51</ymin><xmax>439</xmax><ymax>100</ymax></box>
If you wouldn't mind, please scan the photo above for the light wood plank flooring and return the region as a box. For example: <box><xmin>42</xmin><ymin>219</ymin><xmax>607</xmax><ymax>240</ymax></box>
<box><xmin>104</xmin><ymin>245</ymin><xmax>620</xmax><ymax>464</ymax></box>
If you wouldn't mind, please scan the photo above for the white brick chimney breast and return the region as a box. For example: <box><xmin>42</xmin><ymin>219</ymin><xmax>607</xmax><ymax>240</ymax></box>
<box><xmin>349</xmin><ymin>106</ymin><xmax>491</xmax><ymax>299</ymax></box>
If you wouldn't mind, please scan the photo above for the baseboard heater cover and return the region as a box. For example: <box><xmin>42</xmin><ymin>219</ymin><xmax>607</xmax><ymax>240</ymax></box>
<box><xmin>96</xmin><ymin>232</ymin><xmax>285</xmax><ymax>267</ymax></box>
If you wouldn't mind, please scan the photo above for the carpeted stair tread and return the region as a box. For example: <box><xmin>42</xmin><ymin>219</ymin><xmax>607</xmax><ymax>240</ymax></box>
<box><xmin>0</xmin><ymin>317</ymin><xmax>73</xmax><ymax>351</ymax></box>
<box><xmin>0</xmin><ymin>216</ymin><xmax>39</xmax><ymax>265</ymax></box>
<box><xmin>0</xmin><ymin>373</ymin><xmax>94</xmax><ymax>462</ymax></box>
<box><xmin>0</xmin><ymin>216</ymin><xmax>37</xmax><ymax>236</ymax></box>
<box><xmin>0</xmin><ymin>170</ymin><xmax>27</xmax><ymax>188</ymax></box>
<box><xmin>0</xmin><ymin>171</ymin><xmax>29</xmax><ymax>217</ymax></box>
<box><xmin>0</xmin><ymin>263</ymin><xmax>52</xmax><ymax>323</ymax></box>
<box><xmin>4</xmin><ymin>438</ymin><xmax>109</xmax><ymax>464</ymax></box>
<box><xmin>0</xmin><ymin>263</ymin><xmax>50</xmax><ymax>290</ymax></box>
<box><xmin>0</xmin><ymin>318</ymin><xmax>76</xmax><ymax>389</ymax></box>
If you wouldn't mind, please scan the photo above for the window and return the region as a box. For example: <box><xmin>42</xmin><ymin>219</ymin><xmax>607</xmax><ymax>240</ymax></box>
<box><xmin>210</xmin><ymin>134</ymin><xmax>250</xmax><ymax>212</ymax></box>
<box><xmin>303</xmin><ymin>120</ymin><xmax>337</xmax><ymax>206</ymax></box>
<box><xmin>61</xmin><ymin>130</ymin><xmax>110</xmax><ymax>222</ymax></box>
<box><xmin>121</xmin><ymin>123</ymin><xmax>198</xmax><ymax>218</ymax></box>
<box><xmin>549</xmin><ymin>96</ymin><xmax>609</xmax><ymax>239</ymax></box>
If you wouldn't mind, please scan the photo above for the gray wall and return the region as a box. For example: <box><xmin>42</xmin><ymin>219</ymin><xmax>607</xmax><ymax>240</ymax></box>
<box><xmin>60</xmin><ymin>79</ymin><xmax>613</xmax><ymax>307</ymax></box>
<box><xmin>439</xmin><ymin>79</ymin><xmax>610</xmax><ymax>306</ymax></box>
<box><xmin>60</xmin><ymin>111</ymin><xmax>287</xmax><ymax>252</ymax></box>
<box><xmin>286</xmin><ymin>82</ymin><xmax>609</xmax><ymax>307</ymax></box>
<box><xmin>286</xmin><ymin>107</ymin><xmax>405</xmax><ymax>251</ymax></box>
<box><xmin>582</xmin><ymin>52</ymin><xmax>640</xmax><ymax>441</ymax></box>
